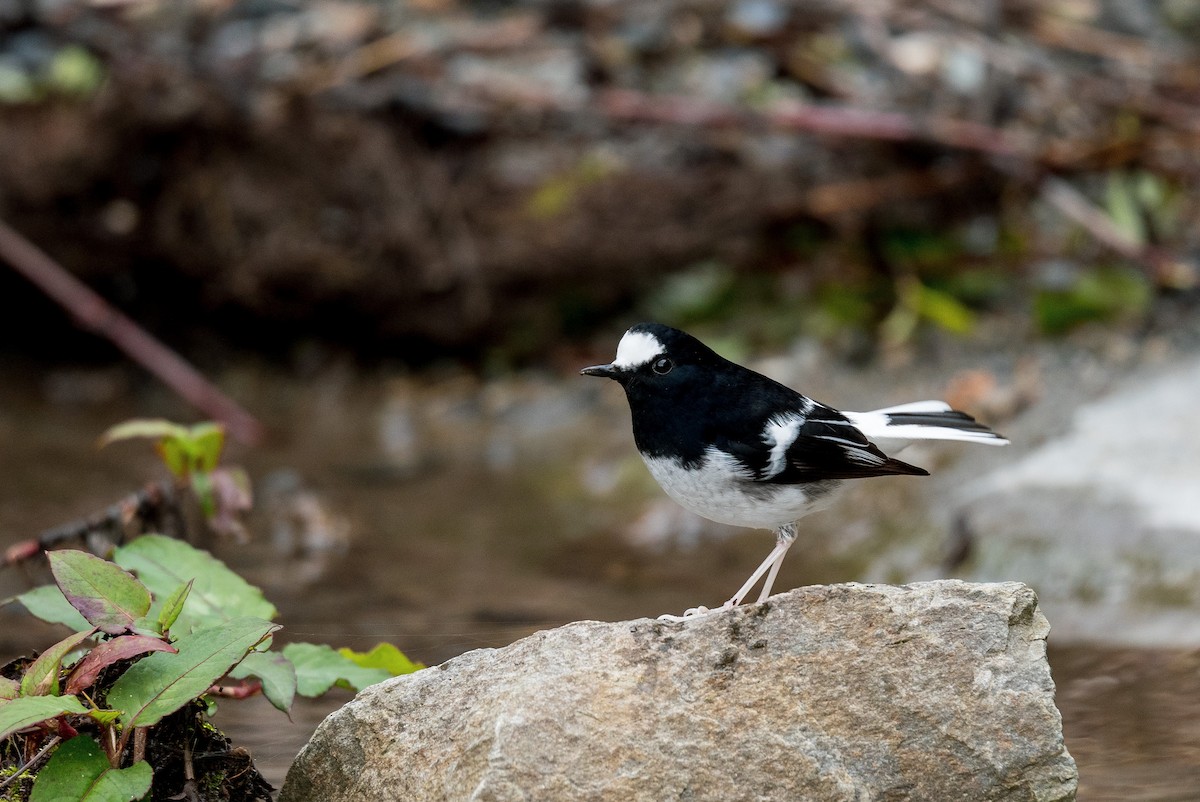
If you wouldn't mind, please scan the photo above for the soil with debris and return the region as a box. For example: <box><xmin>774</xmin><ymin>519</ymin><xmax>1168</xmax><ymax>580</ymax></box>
<box><xmin>1</xmin><ymin>655</ymin><xmax>273</xmax><ymax>802</ymax></box>
<box><xmin>2</xmin><ymin>0</ymin><xmax>1200</xmax><ymax>362</ymax></box>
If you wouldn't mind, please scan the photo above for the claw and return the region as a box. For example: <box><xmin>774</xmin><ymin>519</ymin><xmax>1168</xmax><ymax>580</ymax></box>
<box><xmin>656</xmin><ymin>605</ymin><xmax>713</xmax><ymax>622</ymax></box>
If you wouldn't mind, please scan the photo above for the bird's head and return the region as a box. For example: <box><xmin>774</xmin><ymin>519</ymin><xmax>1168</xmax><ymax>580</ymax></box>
<box><xmin>580</xmin><ymin>323</ymin><xmax>720</xmax><ymax>393</ymax></box>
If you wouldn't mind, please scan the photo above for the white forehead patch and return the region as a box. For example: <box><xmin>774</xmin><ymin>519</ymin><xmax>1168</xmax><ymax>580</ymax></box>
<box><xmin>613</xmin><ymin>330</ymin><xmax>664</xmax><ymax>369</ymax></box>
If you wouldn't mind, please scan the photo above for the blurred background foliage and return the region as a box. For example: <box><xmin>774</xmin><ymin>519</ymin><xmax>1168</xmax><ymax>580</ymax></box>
<box><xmin>0</xmin><ymin>0</ymin><xmax>1196</xmax><ymax>369</ymax></box>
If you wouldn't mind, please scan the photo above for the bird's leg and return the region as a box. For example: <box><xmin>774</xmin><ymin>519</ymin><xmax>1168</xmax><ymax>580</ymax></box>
<box><xmin>755</xmin><ymin>524</ymin><xmax>797</xmax><ymax>603</ymax></box>
<box><xmin>658</xmin><ymin>524</ymin><xmax>799</xmax><ymax>622</ymax></box>
<box><xmin>721</xmin><ymin>523</ymin><xmax>798</xmax><ymax>609</ymax></box>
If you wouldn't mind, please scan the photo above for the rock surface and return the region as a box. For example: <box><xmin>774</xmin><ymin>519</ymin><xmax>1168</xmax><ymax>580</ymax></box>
<box><xmin>280</xmin><ymin>581</ymin><xmax>1076</xmax><ymax>801</ymax></box>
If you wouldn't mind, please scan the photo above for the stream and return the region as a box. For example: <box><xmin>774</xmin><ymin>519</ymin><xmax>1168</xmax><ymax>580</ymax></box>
<box><xmin>2</xmin><ymin>330</ymin><xmax>1198</xmax><ymax>799</ymax></box>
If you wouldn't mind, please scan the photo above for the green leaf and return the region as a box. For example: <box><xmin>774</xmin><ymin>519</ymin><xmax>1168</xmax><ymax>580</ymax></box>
<box><xmin>98</xmin><ymin>419</ymin><xmax>190</xmax><ymax>448</ymax></box>
<box><xmin>21</xmin><ymin>628</ymin><xmax>96</xmax><ymax>697</ymax></box>
<box><xmin>338</xmin><ymin>643</ymin><xmax>424</xmax><ymax>676</ymax></box>
<box><xmin>0</xmin><ymin>676</ymin><xmax>19</xmax><ymax>701</ymax></box>
<box><xmin>188</xmin><ymin>423</ymin><xmax>226</xmax><ymax>472</ymax></box>
<box><xmin>914</xmin><ymin>283</ymin><xmax>975</xmax><ymax>335</ymax></box>
<box><xmin>30</xmin><ymin>735</ymin><xmax>152</xmax><ymax>802</ymax></box>
<box><xmin>14</xmin><ymin>585</ymin><xmax>92</xmax><ymax>631</ymax></box>
<box><xmin>645</xmin><ymin>260</ymin><xmax>738</xmax><ymax>326</ymax></box>
<box><xmin>156</xmin><ymin>439</ymin><xmax>189</xmax><ymax>478</ymax></box>
<box><xmin>113</xmin><ymin>535</ymin><xmax>276</xmax><ymax>635</ymax></box>
<box><xmin>228</xmin><ymin>650</ymin><xmax>297</xmax><ymax>713</ymax></box>
<box><xmin>48</xmin><ymin>550</ymin><xmax>151</xmax><ymax>635</ymax></box>
<box><xmin>1034</xmin><ymin>265</ymin><xmax>1151</xmax><ymax>334</ymax></box>
<box><xmin>87</xmin><ymin>709</ymin><xmax>121</xmax><ymax>726</ymax></box>
<box><xmin>0</xmin><ymin>695</ymin><xmax>88</xmax><ymax>741</ymax></box>
<box><xmin>157</xmin><ymin>579</ymin><xmax>194</xmax><ymax>634</ymax></box>
<box><xmin>526</xmin><ymin>153</ymin><xmax>615</xmax><ymax>219</ymax></box>
<box><xmin>45</xmin><ymin>46</ymin><xmax>105</xmax><ymax>98</ymax></box>
<box><xmin>1105</xmin><ymin>171</ymin><xmax>1145</xmax><ymax>247</ymax></box>
<box><xmin>283</xmin><ymin>643</ymin><xmax>392</xmax><ymax>697</ymax></box>
<box><xmin>191</xmin><ymin>471</ymin><xmax>217</xmax><ymax>518</ymax></box>
<box><xmin>107</xmin><ymin>617</ymin><xmax>278</xmax><ymax>728</ymax></box>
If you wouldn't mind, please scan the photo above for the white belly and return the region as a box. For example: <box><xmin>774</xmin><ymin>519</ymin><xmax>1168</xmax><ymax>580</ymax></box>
<box><xmin>642</xmin><ymin>448</ymin><xmax>840</xmax><ymax>531</ymax></box>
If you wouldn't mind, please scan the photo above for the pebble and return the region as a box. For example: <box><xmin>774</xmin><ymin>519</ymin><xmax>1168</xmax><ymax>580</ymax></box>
<box><xmin>725</xmin><ymin>0</ymin><xmax>788</xmax><ymax>39</ymax></box>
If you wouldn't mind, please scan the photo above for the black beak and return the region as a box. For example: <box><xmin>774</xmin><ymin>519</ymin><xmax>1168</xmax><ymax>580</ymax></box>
<box><xmin>581</xmin><ymin>363</ymin><xmax>620</xmax><ymax>380</ymax></box>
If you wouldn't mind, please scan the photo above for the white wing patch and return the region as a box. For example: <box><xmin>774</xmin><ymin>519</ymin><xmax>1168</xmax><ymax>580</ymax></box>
<box><xmin>841</xmin><ymin>443</ymin><xmax>886</xmax><ymax>465</ymax></box>
<box><xmin>613</xmin><ymin>330</ymin><xmax>665</xmax><ymax>369</ymax></box>
<box><xmin>868</xmin><ymin>400</ymin><xmax>952</xmax><ymax>415</ymax></box>
<box><xmin>762</xmin><ymin>413</ymin><xmax>804</xmax><ymax>478</ymax></box>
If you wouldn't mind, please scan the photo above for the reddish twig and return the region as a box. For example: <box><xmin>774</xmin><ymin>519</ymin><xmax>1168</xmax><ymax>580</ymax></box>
<box><xmin>1040</xmin><ymin>176</ymin><xmax>1198</xmax><ymax>288</ymax></box>
<box><xmin>207</xmin><ymin>679</ymin><xmax>263</xmax><ymax>700</ymax></box>
<box><xmin>0</xmin><ymin>219</ymin><xmax>264</xmax><ymax>445</ymax></box>
<box><xmin>2</xmin><ymin>480</ymin><xmax>184</xmax><ymax>568</ymax></box>
<box><xmin>132</xmin><ymin>727</ymin><xmax>147</xmax><ymax>765</ymax></box>
<box><xmin>797</xmin><ymin>165</ymin><xmax>979</xmax><ymax>218</ymax></box>
<box><xmin>597</xmin><ymin>89</ymin><xmax>1039</xmax><ymax>159</ymax></box>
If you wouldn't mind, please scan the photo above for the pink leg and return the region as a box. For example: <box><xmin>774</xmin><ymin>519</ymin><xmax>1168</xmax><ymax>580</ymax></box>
<box><xmin>756</xmin><ymin>526</ymin><xmax>796</xmax><ymax>603</ymax></box>
<box><xmin>725</xmin><ymin>524</ymin><xmax>797</xmax><ymax>608</ymax></box>
<box><xmin>658</xmin><ymin>524</ymin><xmax>798</xmax><ymax>622</ymax></box>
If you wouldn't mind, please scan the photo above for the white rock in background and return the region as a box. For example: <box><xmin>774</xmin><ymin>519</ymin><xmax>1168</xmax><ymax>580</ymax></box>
<box><xmin>958</xmin><ymin>355</ymin><xmax>1200</xmax><ymax>646</ymax></box>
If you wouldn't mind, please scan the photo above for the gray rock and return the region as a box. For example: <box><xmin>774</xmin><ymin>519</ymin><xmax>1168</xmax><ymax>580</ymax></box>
<box><xmin>725</xmin><ymin>0</ymin><xmax>789</xmax><ymax>39</ymax></box>
<box><xmin>280</xmin><ymin>581</ymin><xmax>1076</xmax><ymax>802</ymax></box>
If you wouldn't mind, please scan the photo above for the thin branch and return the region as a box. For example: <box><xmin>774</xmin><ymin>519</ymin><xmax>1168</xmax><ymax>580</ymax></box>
<box><xmin>0</xmin><ymin>735</ymin><xmax>61</xmax><ymax>794</ymax></box>
<box><xmin>797</xmin><ymin>165</ymin><xmax>978</xmax><ymax>218</ymax></box>
<box><xmin>1040</xmin><ymin>177</ymin><xmax>1198</xmax><ymax>288</ymax></box>
<box><xmin>3</xmin><ymin>480</ymin><xmax>183</xmax><ymax>568</ymax></box>
<box><xmin>0</xmin><ymin>219</ymin><xmax>264</xmax><ymax>445</ymax></box>
<box><xmin>597</xmin><ymin>89</ymin><xmax>1040</xmax><ymax>160</ymax></box>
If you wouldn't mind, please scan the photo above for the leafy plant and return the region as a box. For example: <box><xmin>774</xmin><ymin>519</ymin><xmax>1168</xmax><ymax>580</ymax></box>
<box><xmin>99</xmin><ymin>419</ymin><xmax>251</xmax><ymax>539</ymax></box>
<box><xmin>1</xmin><ymin>537</ymin><xmax>422</xmax><ymax>801</ymax></box>
<box><xmin>525</xmin><ymin>151</ymin><xmax>619</xmax><ymax>219</ymax></box>
<box><xmin>1033</xmin><ymin>264</ymin><xmax>1151</xmax><ymax>334</ymax></box>
<box><xmin>0</xmin><ymin>44</ymin><xmax>105</xmax><ymax>104</ymax></box>
<box><xmin>880</xmin><ymin>275</ymin><xmax>976</xmax><ymax>347</ymax></box>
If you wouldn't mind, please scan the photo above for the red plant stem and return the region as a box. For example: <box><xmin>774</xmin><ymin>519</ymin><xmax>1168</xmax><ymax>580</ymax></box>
<box><xmin>1040</xmin><ymin>176</ymin><xmax>1197</xmax><ymax>285</ymax></box>
<box><xmin>133</xmin><ymin>727</ymin><xmax>147</xmax><ymax>765</ymax></box>
<box><xmin>0</xmin><ymin>218</ymin><xmax>264</xmax><ymax>445</ymax></box>
<box><xmin>207</xmin><ymin>679</ymin><xmax>263</xmax><ymax>700</ymax></box>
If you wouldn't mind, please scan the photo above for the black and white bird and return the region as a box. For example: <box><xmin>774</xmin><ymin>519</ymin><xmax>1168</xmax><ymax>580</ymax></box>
<box><xmin>582</xmin><ymin>322</ymin><xmax>1008</xmax><ymax>618</ymax></box>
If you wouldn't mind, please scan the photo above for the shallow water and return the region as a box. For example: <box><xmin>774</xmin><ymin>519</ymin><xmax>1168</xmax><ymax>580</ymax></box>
<box><xmin>1</xmin><ymin>343</ymin><xmax>1197</xmax><ymax>797</ymax></box>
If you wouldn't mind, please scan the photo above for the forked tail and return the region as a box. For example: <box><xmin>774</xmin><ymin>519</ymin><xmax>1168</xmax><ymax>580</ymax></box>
<box><xmin>845</xmin><ymin>400</ymin><xmax>1009</xmax><ymax>446</ymax></box>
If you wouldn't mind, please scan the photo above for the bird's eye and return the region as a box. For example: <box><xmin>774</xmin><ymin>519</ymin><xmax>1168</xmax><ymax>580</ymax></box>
<box><xmin>652</xmin><ymin>357</ymin><xmax>673</xmax><ymax>375</ymax></box>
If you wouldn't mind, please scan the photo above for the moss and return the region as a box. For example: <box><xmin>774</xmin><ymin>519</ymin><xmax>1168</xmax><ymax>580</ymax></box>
<box><xmin>0</xmin><ymin>761</ymin><xmax>33</xmax><ymax>802</ymax></box>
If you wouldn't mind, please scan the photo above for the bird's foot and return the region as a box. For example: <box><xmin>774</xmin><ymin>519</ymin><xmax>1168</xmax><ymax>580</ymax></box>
<box><xmin>656</xmin><ymin>605</ymin><xmax>713</xmax><ymax>622</ymax></box>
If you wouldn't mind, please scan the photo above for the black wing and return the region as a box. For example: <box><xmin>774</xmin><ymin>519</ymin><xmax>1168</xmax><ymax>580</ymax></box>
<box><xmin>719</xmin><ymin>401</ymin><xmax>928</xmax><ymax>484</ymax></box>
